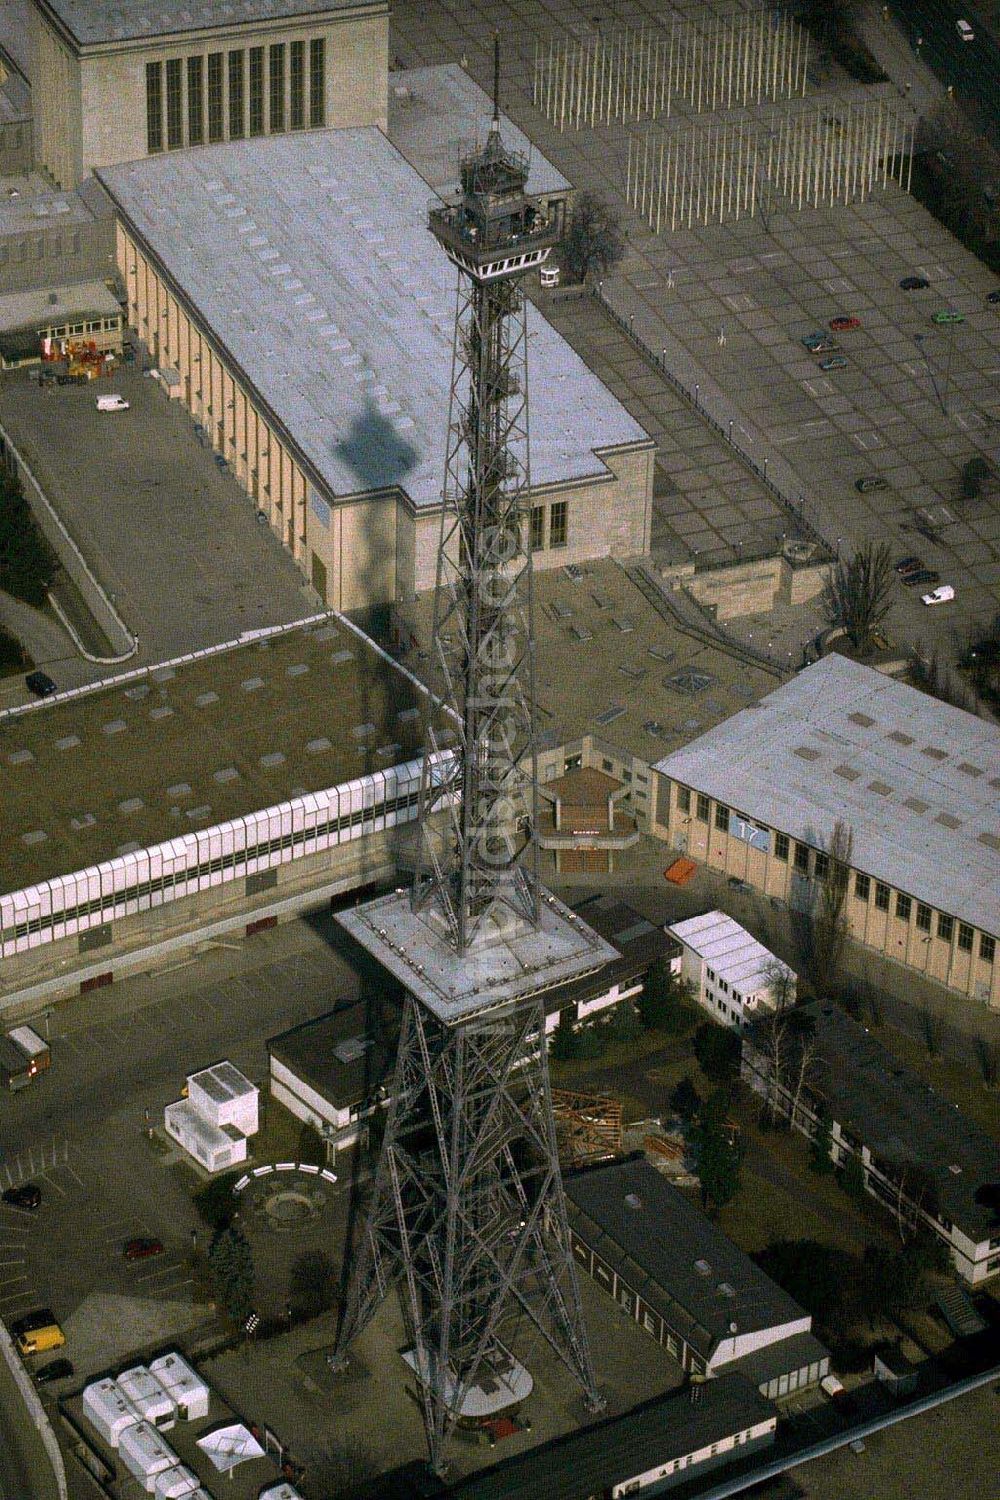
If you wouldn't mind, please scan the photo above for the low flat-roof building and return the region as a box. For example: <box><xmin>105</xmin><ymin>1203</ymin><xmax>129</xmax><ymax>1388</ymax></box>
<box><xmin>565</xmin><ymin>1157</ymin><xmax>829</xmax><ymax>1398</ymax></box>
<box><xmin>0</xmin><ymin>612</ymin><xmax>439</xmax><ymax>1010</ymax></box>
<box><xmin>28</xmin><ymin>0</ymin><xmax>389</xmax><ymax>187</ymax></box>
<box><xmin>97</xmin><ymin>128</ymin><xmax>653</xmax><ymax>614</ymax></box>
<box><xmin>0</xmin><ymin>279</ymin><xmax>122</xmax><ymax>366</ymax></box>
<box><xmin>653</xmin><ymin>654</ymin><xmax>1000</xmax><ymax>1009</ymax></box>
<box><xmin>668</xmin><ymin>910</ymin><xmax>795</xmax><ymax>1029</ymax></box>
<box><xmin>742</xmin><ymin>1000</ymin><xmax>1000</xmax><ymax>1285</ymax></box>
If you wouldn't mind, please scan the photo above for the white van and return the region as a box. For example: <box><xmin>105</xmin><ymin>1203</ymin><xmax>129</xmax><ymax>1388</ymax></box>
<box><xmin>96</xmin><ymin>394</ymin><xmax>129</xmax><ymax>412</ymax></box>
<box><xmin>956</xmin><ymin>19</ymin><xmax>974</xmax><ymax>41</ymax></box>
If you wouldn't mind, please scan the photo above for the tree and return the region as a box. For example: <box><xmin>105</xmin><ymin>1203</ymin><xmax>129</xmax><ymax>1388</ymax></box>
<box><xmin>193</xmin><ymin>1171</ymin><xmax>241</xmax><ymax>1232</ymax></box>
<box><xmin>693</xmin><ymin>1021</ymin><xmax>741</xmax><ymax>1084</ymax></box>
<box><xmin>560</xmin><ymin>192</ymin><xmax>626</xmax><ymax>285</ymax></box>
<box><xmin>695</xmin><ymin>1116</ymin><xmax>742</xmax><ymax>1214</ymax></box>
<box><xmin>811</xmin><ymin>820</ymin><xmax>854</xmax><ymax>989</ymax></box>
<box><xmin>288</xmin><ymin>1250</ymin><xmax>336</xmax><ymax>1320</ymax></box>
<box><xmin>208</xmin><ymin>1224</ymin><xmax>255</xmax><ymax>1325</ymax></box>
<box><xmin>603</xmin><ymin>999</ymin><xmax>643</xmax><ymax>1044</ymax></box>
<box><xmin>822</xmin><ymin>542</ymin><xmax>894</xmax><ymax>658</ymax></box>
<box><xmin>761</xmin><ymin>957</ymin><xmax>796</xmax><ymax>1013</ymax></box>
<box><xmin>754</xmin><ymin>1238</ymin><xmax>853</xmax><ymax>1329</ymax></box>
<box><xmin>550</xmin><ymin>1011</ymin><xmax>579</xmax><ymax>1060</ymax></box>
<box><xmin>840</xmin><ymin>1151</ymin><xmax>866</xmax><ymax>1202</ymax></box>
<box><xmin>961</xmin><ymin>455</ymin><xmax>993</xmax><ymax>500</ymax></box>
<box><xmin>669</xmin><ymin>1075</ymin><xmax>702</xmax><ymax>1124</ymax></box>
<box><xmin>0</xmin><ymin>466</ymin><xmax>59</xmax><ymax>608</ymax></box>
<box><xmin>809</xmin><ymin>1108</ymin><xmax>835</xmax><ymax>1175</ymax></box>
<box><xmin>638</xmin><ymin>959</ymin><xmax>695</xmax><ymax>1033</ymax></box>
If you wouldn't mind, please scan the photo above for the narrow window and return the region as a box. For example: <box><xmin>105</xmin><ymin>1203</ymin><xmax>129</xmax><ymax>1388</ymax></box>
<box><xmin>696</xmin><ymin>793</ymin><xmax>710</xmax><ymax>823</ymax></box>
<box><xmin>937</xmin><ymin>912</ymin><xmax>953</xmax><ymax>942</ymax></box>
<box><xmin>981</xmin><ymin>934</ymin><xmax>996</xmax><ymax>964</ymax></box>
<box><xmin>550</xmin><ymin>500</ymin><xmax>568</xmax><ymax>548</ymax></box>
<box><xmin>958</xmin><ymin>921</ymin><xmax>974</xmax><ymax>952</ymax></box>
<box><xmin>677</xmin><ymin>786</ymin><xmax>691</xmax><ymax>814</ymax></box>
<box><xmin>207</xmin><ymin>53</ymin><xmax>224</xmax><ymax>142</ymax></box>
<box><xmin>874</xmin><ymin>881</ymin><xmax>890</xmax><ymax>912</ymax></box>
<box><xmin>916</xmin><ymin>903</ymin><xmax>932</xmax><ymax>933</ymax></box>
<box><xmin>187</xmin><ymin>56</ymin><xmax>204</xmax><ymax>144</ymax></box>
<box><xmin>165</xmin><ymin>58</ymin><xmax>183</xmax><ymax>147</ymax></box>
<box><xmin>896</xmin><ymin>893</ymin><xmax>911</xmax><ymax>922</ymax></box>
<box><xmin>794</xmin><ymin>842</ymin><xmax>810</xmax><ymax>873</ymax></box>
<box><xmin>269</xmin><ymin>43</ymin><xmax>286</xmax><ymax>132</ymax></box>
<box><xmin>249</xmin><ymin>47</ymin><xmax>264</xmax><ymax>136</ymax></box>
<box><xmin>228</xmin><ymin>50</ymin><xmax>245</xmax><ymax>138</ymax></box>
<box><xmin>146</xmin><ymin>62</ymin><xmax>163</xmax><ymax>152</ymax></box>
<box><xmin>530</xmin><ymin>505</ymin><xmax>545</xmax><ymax>551</ymax></box>
<box><xmin>714</xmin><ymin>803</ymin><xmax>730</xmax><ymax>832</ymax></box>
<box><xmin>309</xmin><ymin>37</ymin><xmax>325</xmax><ymax>126</ymax></box>
<box><xmin>814</xmin><ymin>851</ymin><xmax>829</xmax><ymax>882</ymax></box>
<box><xmin>854</xmin><ymin>872</ymin><xmax>870</xmax><ymax>901</ymax></box>
<box><xmin>774</xmin><ymin>832</ymin><xmax>789</xmax><ymax>861</ymax></box>
<box><xmin>290</xmin><ymin>40</ymin><xmax>305</xmax><ymax>128</ymax></box>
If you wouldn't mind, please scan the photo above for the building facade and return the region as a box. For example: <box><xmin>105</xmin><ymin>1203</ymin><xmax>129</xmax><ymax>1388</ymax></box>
<box><xmin>653</xmin><ymin>656</ymin><xmax>1000</xmax><ymax>1010</ymax></box>
<box><xmin>29</xmin><ymin>0</ymin><xmax>389</xmax><ymax>187</ymax></box>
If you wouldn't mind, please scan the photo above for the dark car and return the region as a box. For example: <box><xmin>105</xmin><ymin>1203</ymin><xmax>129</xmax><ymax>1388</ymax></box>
<box><xmin>901</xmin><ymin>569</ymin><xmax>940</xmax><ymax>587</ymax></box>
<box><xmin>2</xmin><ymin>1183</ymin><xmax>41</xmax><ymax>1211</ymax></box>
<box><xmin>11</xmin><ymin>1308</ymin><xmax>57</xmax><ymax>1338</ymax></box>
<box><xmin>855</xmin><ymin>476</ymin><xmax>887</xmax><ymax>493</ymax></box>
<box><xmin>25</xmin><ymin>670</ymin><xmax>56</xmax><ymax>699</ymax></box>
<box><xmin>900</xmin><ymin>276</ymin><xmax>930</xmax><ymax>290</ymax></box>
<box><xmin>895</xmin><ymin>556</ymin><xmax>924</xmax><ymax>575</ymax></box>
<box><xmin>989</xmin><ymin>290</ymin><xmax>1000</xmax><ymax>305</ymax></box>
<box><xmin>123</xmin><ymin>1237</ymin><xmax>164</xmax><ymax>1261</ymax></box>
<box><xmin>35</xmin><ymin>1357</ymin><xmax>74</xmax><ymax>1384</ymax></box>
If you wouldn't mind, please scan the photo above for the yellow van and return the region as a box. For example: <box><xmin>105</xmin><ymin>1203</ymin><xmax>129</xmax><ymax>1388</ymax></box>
<box><xmin>16</xmin><ymin>1323</ymin><xmax>65</xmax><ymax>1357</ymax></box>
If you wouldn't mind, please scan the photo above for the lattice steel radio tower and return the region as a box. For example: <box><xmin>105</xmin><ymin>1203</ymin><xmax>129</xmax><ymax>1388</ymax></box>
<box><xmin>332</xmin><ymin>38</ymin><xmax>613</xmax><ymax>1475</ymax></box>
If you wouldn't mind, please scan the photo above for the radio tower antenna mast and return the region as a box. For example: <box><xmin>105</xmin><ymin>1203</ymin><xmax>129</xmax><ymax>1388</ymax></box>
<box><xmin>332</xmin><ymin>33</ymin><xmax>612</xmax><ymax>1475</ymax></box>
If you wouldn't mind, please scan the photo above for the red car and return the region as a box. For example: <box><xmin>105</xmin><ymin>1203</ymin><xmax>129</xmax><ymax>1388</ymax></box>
<box><xmin>123</xmin><ymin>1237</ymin><xmax>164</xmax><ymax>1261</ymax></box>
<box><xmin>830</xmin><ymin>316</ymin><xmax>862</xmax><ymax>331</ymax></box>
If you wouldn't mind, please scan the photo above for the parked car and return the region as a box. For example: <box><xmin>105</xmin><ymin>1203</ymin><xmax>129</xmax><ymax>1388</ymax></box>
<box><xmin>932</xmin><ymin>311</ymin><xmax>964</xmax><ymax>324</ymax></box>
<box><xmin>96</xmin><ymin>394</ymin><xmax>129</xmax><ymax>412</ymax></box>
<box><xmin>855</xmin><ymin>476</ymin><xmax>887</xmax><ymax>492</ymax></box>
<box><xmin>35</xmin><ymin>1358</ymin><xmax>74</xmax><ymax>1384</ymax></box>
<box><xmin>11</xmin><ymin>1309</ymin><xmax>58</xmax><ymax>1338</ymax></box>
<box><xmin>900</xmin><ymin>276</ymin><xmax>930</xmax><ymax>291</ymax></box>
<box><xmin>901</xmin><ymin>569</ymin><xmax>940</xmax><ymax>587</ymax></box>
<box><xmin>2</xmin><ymin>1183</ymin><xmax>41</xmax><ymax>1211</ymax></box>
<box><xmin>820</xmin><ymin>356</ymin><xmax>848</xmax><ymax>371</ymax></box>
<box><xmin>922</xmin><ymin>584</ymin><xmax>955</xmax><ymax>605</ymax></box>
<box><xmin>802</xmin><ymin>332</ymin><xmax>840</xmax><ymax>352</ymax></box>
<box><xmin>895</xmin><ymin>555</ymin><xmax>924</xmax><ymax>575</ymax></box>
<box><xmin>123</xmin><ymin>1237</ymin><xmax>164</xmax><ymax>1261</ymax></box>
<box><xmin>25</xmin><ymin>670</ymin><xmax>56</xmax><ymax>699</ymax></box>
<box><xmin>988</xmin><ymin>291</ymin><xmax>1000</xmax><ymax>305</ymax></box>
<box><xmin>830</xmin><ymin>316</ymin><xmax>861</xmax><ymax>331</ymax></box>
<box><xmin>956</xmin><ymin>18</ymin><xmax>974</xmax><ymax>41</ymax></box>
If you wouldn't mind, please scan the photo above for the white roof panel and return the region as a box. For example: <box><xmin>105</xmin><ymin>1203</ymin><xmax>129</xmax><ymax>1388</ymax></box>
<box><xmin>668</xmin><ymin>910</ymin><xmax>785</xmax><ymax>991</ymax></box>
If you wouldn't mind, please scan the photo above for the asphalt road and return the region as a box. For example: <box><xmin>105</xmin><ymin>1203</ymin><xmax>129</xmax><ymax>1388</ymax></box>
<box><xmin>889</xmin><ymin>0</ymin><xmax>1000</xmax><ymax>124</ymax></box>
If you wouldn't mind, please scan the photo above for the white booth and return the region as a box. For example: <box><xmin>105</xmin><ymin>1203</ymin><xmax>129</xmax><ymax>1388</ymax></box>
<box><xmin>82</xmin><ymin>1378</ymin><xmax>141</xmax><ymax>1448</ymax></box>
<box><xmin>119</xmin><ymin>1422</ymin><xmax>179</xmax><ymax>1493</ymax></box>
<box><xmin>154</xmin><ymin>1464</ymin><xmax>201</xmax><ymax>1499</ymax></box>
<box><xmin>149</xmin><ymin>1353</ymin><xmax>210</xmax><ymax>1422</ymax></box>
<box><xmin>117</xmin><ymin>1366</ymin><xmax>177</xmax><ymax>1430</ymax></box>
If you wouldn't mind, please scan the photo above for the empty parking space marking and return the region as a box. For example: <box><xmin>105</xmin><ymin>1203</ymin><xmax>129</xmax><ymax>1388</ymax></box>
<box><xmin>0</xmin><ymin>1275</ymin><xmax>28</xmax><ymax>1288</ymax></box>
<box><xmin>853</xmin><ymin>430</ymin><xmax>883</xmax><ymax>450</ymax></box>
<box><xmin>150</xmin><ymin>1275</ymin><xmax>194</xmax><ymax>1297</ymax></box>
<box><xmin>802</xmin><ymin>379</ymin><xmax>834</xmax><ymax>398</ymax></box>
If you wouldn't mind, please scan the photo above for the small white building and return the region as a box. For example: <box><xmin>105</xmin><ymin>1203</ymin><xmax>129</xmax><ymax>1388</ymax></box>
<box><xmin>164</xmin><ymin>1100</ymin><xmax>249</xmax><ymax>1173</ymax></box>
<box><xmin>259</xmin><ymin>1485</ymin><xmax>306</xmax><ymax>1500</ymax></box>
<box><xmin>82</xmin><ymin>1378</ymin><xmax>141</xmax><ymax>1448</ymax></box>
<box><xmin>149</xmin><ymin>1353</ymin><xmax>210</xmax><ymax>1422</ymax></box>
<box><xmin>154</xmin><ymin>1465</ymin><xmax>201</xmax><ymax>1500</ymax></box>
<box><xmin>118</xmin><ymin>1422</ymin><xmax>179</xmax><ymax>1493</ymax></box>
<box><xmin>116</xmin><ymin>1366</ymin><xmax>176</xmax><ymax>1431</ymax></box>
<box><xmin>667</xmin><ymin>911</ymin><xmax>795</xmax><ymax>1030</ymax></box>
<box><xmin>187</xmin><ymin>1062</ymin><xmax>259</xmax><ymax>1137</ymax></box>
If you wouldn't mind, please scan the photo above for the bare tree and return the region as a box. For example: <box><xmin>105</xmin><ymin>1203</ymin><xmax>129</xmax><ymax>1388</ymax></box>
<box><xmin>822</xmin><ymin>543</ymin><xmax>894</xmax><ymax>658</ymax></box>
<box><xmin>560</xmin><ymin>192</ymin><xmax>626</xmax><ymax>286</ymax></box>
<box><xmin>811</xmin><ymin>821</ymin><xmax>854</xmax><ymax>990</ymax></box>
<box><xmin>762</xmin><ymin>957</ymin><xmax>797</xmax><ymax>1013</ymax></box>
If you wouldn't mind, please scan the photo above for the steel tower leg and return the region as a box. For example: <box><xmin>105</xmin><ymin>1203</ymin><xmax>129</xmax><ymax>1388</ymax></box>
<box><xmin>334</xmin><ymin>991</ymin><xmax>602</xmax><ymax>1474</ymax></box>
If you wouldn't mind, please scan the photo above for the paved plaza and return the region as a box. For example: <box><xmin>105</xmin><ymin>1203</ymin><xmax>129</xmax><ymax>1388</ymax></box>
<box><xmin>390</xmin><ymin>0</ymin><xmax>1000</xmax><ymax>667</ymax></box>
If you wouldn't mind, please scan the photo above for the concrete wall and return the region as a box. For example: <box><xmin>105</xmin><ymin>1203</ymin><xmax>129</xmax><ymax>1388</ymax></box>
<box><xmin>677</xmin><ymin>553</ymin><xmax>826</xmax><ymax>623</ymax></box>
<box><xmin>0</xmin><ymin>214</ymin><xmax>113</xmax><ymax>294</ymax></box>
<box><xmin>654</xmin><ymin>772</ymin><xmax>1000</xmax><ymax>1010</ymax></box>
<box><xmin>33</xmin><ymin>5</ymin><xmax>388</xmax><ymax>186</ymax></box>
<box><xmin>0</xmin><ymin>114</ymin><xmax>32</xmax><ymax>176</ymax></box>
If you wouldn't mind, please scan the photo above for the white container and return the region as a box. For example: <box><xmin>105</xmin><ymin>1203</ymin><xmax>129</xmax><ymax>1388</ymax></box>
<box><xmin>186</xmin><ymin>1062</ymin><xmax>259</xmax><ymax>1136</ymax></box>
<box><xmin>259</xmin><ymin>1485</ymin><xmax>305</xmax><ymax>1500</ymax></box>
<box><xmin>119</xmin><ymin>1422</ymin><xmax>179</xmax><ymax>1493</ymax></box>
<box><xmin>82</xmin><ymin>1378</ymin><xmax>141</xmax><ymax>1448</ymax></box>
<box><xmin>117</xmin><ymin>1366</ymin><xmax>177</xmax><ymax>1430</ymax></box>
<box><xmin>149</xmin><ymin>1353</ymin><xmax>210</xmax><ymax>1422</ymax></box>
<box><xmin>164</xmin><ymin>1099</ymin><xmax>247</xmax><ymax>1173</ymax></box>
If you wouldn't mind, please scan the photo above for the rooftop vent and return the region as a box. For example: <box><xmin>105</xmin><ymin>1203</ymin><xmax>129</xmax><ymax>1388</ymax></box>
<box><xmin>694</xmin><ymin>1258</ymin><xmax>711</xmax><ymax>1276</ymax></box>
<box><xmin>834</xmin><ymin>765</ymin><xmax>860</xmax><ymax>781</ymax></box>
<box><xmin>848</xmin><ymin>712</ymin><xmax>875</xmax><ymax>727</ymax></box>
<box><xmin>958</xmin><ymin>763</ymin><xmax>984</xmax><ymax>778</ymax></box>
<box><xmin>795</xmin><ymin>746</ymin><xmax>821</xmax><ymax>762</ymax></box>
<box><xmin>868</xmin><ymin>780</ymin><xmax>892</xmax><ymax>796</ymax></box>
<box><xmin>624</xmin><ymin>1193</ymin><xmax>642</xmax><ymax>1210</ymax></box>
<box><xmin>888</xmin><ymin>731</ymin><xmax>914</xmax><ymax>745</ymax></box>
<box><xmin>717</xmin><ymin>1282</ymin><xmax>736</xmax><ymax>1298</ymax></box>
<box><xmin>922</xmin><ymin>746</ymin><xmax>948</xmax><ymax>761</ymax></box>
<box><xmin>935</xmin><ymin>813</ymin><xmax>962</xmax><ymax>829</ymax></box>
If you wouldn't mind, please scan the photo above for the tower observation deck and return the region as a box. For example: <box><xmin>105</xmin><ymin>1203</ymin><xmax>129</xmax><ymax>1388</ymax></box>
<box><xmin>332</xmin><ymin>38</ymin><xmax>613</xmax><ymax>1475</ymax></box>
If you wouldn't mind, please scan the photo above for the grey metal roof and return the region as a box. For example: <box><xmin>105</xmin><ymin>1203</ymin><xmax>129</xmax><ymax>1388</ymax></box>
<box><xmin>565</xmin><ymin>1158</ymin><xmax>810</xmax><ymax>1359</ymax></box>
<box><xmin>388</xmin><ymin>64</ymin><xmax>570</xmax><ymax>200</ymax></box>
<box><xmin>750</xmin><ymin>1001</ymin><xmax>1000</xmax><ymax>1241</ymax></box>
<box><xmin>0</xmin><ymin>279</ymin><xmax>121</xmax><ymax>333</ymax></box>
<box><xmin>655</xmin><ymin>654</ymin><xmax>1000</xmax><ymax>937</ymax></box>
<box><xmin>0</xmin><ymin>185</ymin><xmax>94</xmax><ymax>236</ymax></box>
<box><xmin>97</xmin><ymin>130</ymin><xmax>646</xmax><ymax>512</ymax></box>
<box><xmin>669</xmin><ymin>910</ymin><xmax>788</xmax><ymax>993</ymax></box>
<box><xmin>37</xmin><ymin>0</ymin><xmax>366</xmax><ymax>48</ymax></box>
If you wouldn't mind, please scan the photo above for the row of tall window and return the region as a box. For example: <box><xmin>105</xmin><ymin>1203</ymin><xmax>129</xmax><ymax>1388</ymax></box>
<box><xmin>530</xmin><ymin>500</ymin><xmax>568</xmax><ymax>551</ymax></box>
<box><xmin>674</xmin><ymin>781</ymin><xmax>994</xmax><ymax>963</ymax></box>
<box><xmin>146</xmin><ymin>39</ymin><xmax>325</xmax><ymax>153</ymax></box>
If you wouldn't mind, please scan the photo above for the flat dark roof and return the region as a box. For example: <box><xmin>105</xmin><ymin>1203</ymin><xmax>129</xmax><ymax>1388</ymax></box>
<box><xmin>268</xmin><ymin>997</ymin><xmax>397</xmax><ymax>1110</ymax></box>
<box><xmin>566</xmin><ymin>1158</ymin><xmax>809</xmax><ymax>1360</ymax></box>
<box><xmin>749</xmin><ymin>1002</ymin><xmax>1000</xmax><ymax>1240</ymax></box>
<box><xmin>37</xmin><ymin>0</ymin><xmax>378</xmax><ymax>48</ymax></box>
